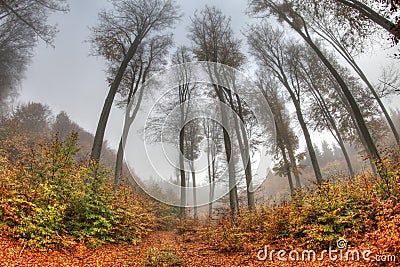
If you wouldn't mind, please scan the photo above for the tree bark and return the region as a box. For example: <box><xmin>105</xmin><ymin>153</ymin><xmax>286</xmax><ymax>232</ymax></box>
<box><xmin>179</xmin><ymin>107</ymin><xmax>186</xmax><ymax>218</ymax></box>
<box><xmin>90</xmin><ymin>36</ymin><xmax>141</xmax><ymax>164</ymax></box>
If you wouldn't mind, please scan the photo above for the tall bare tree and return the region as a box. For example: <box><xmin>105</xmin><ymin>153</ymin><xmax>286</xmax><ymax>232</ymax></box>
<box><xmin>298</xmin><ymin>9</ymin><xmax>400</xmax><ymax>145</ymax></box>
<box><xmin>248</xmin><ymin>24</ymin><xmax>323</xmax><ymax>184</ymax></box>
<box><xmin>188</xmin><ymin>6</ymin><xmax>246</xmax><ymax>215</ymax></box>
<box><xmin>89</xmin><ymin>0</ymin><xmax>180</xmax><ymax>165</ymax></box>
<box><xmin>249</xmin><ymin>0</ymin><xmax>384</xmax><ymax>177</ymax></box>
<box><xmin>113</xmin><ymin>35</ymin><xmax>172</xmax><ymax>187</ymax></box>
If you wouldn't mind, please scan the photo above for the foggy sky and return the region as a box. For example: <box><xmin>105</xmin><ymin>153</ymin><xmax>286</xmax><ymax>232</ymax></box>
<box><xmin>19</xmin><ymin>0</ymin><xmax>400</xmax><ymax>153</ymax></box>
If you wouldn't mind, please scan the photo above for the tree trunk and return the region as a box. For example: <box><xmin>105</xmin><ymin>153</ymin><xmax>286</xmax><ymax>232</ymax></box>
<box><xmin>307</xmin><ymin>77</ymin><xmax>356</xmax><ymax>178</ymax></box>
<box><xmin>286</xmin><ymin>140</ymin><xmax>301</xmax><ymax>187</ymax></box>
<box><xmin>179</xmin><ymin>114</ymin><xmax>186</xmax><ymax>218</ymax></box>
<box><xmin>114</xmin><ymin>138</ymin><xmax>124</xmax><ymax>188</ymax></box>
<box><xmin>114</xmin><ymin>78</ymin><xmax>145</xmax><ymax>188</ymax></box>
<box><xmin>206</xmin><ymin>132</ymin><xmax>213</xmax><ymax>219</ymax></box>
<box><xmin>336</xmin><ymin>0</ymin><xmax>396</xmax><ymax>35</ymax></box>
<box><xmin>225</xmin><ymin>89</ymin><xmax>255</xmax><ymax>210</ymax></box>
<box><xmin>281</xmin><ymin>144</ymin><xmax>294</xmax><ymax>194</ymax></box>
<box><xmin>291</xmin><ymin>95</ymin><xmax>323</xmax><ymax>184</ymax></box>
<box><xmin>90</xmin><ymin>36</ymin><xmax>141</xmax><ymax>164</ymax></box>
<box><xmin>190</xmin><ymin>163</ymin><xmax>198</xmax><ymax>220</ymax></box>
<box><xmin>216</xmin><ymin>85</ymin><xmax>239</xmax><ymax>217</ymax></box>
<box><xmin>235</xmin><ymin>95</ymin><xmax>255</xmax><ymax>210</ymax></box>
<box><xmin>269</xmin><ymin>2</ymin><xmax>383</xmax><ymax>176</ymax></box>
<box><xmin>208</xmin><ymin>63</ymin><xmax>239</xmax><ymax>217</ymax></box>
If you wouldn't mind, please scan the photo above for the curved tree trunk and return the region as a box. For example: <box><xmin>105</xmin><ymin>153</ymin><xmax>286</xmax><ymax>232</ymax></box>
<box><xmin>271</xmin><ymin>4</ymin><xmax>383</xmax><ymax>175</ymax></box>
<box><xmin>286</xmin><ymin>137</ymin><xmax>301</xmax><ymax>187</ymax></box>
<box><xmin>312</xmin><ymin>24</ymin><xmax>400</xmax><ymax>145</ymax></box>
<box><xmin>336</xmin><ymin>0</ymin><xmax>396</xmax><ymax>35</ymax></box>
<box><xmin>291</xmin><ymin>95</ymin><xmax>323</xmax><ymax>184</ymax></box>
<box><xmin>91</xmin><ymin>37</ymin><xmax>141</xmax><ymax>164</ymax></box>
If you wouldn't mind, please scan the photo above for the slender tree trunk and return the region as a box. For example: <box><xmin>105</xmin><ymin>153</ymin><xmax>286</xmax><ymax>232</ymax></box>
<box><xmin>366</xmin><ymin>80</ymin><xmax>399</xmax><ymax>145</ymax></box>
<box><xmin>210</xmin><ymin>139</ymin><xmax>216</xmax><ymax>217</ymax></box>
<box><xmin>206</xmin><ymin>132</ymin><xmax>213</xmax><ymax>219</ymax></box>
<box><xmin>278</xmin><ymin>70</ymin><xmax>323</xmax><ymax>184</ymax></box>
<box><xmin>235</xmin><ymin>95</ymin><xmax>255</xmax><ymax>210</ymax></box>
<box><xmin>334</xmin><ymin>81</ymin><xmax>378</xmax><ymax>176</ymax></box>
<box><xmin>337</xmin><ymin>133</ymin><xmax>355</xmax><ymax>178</ymax></box>
<box><xmin>313</xmin><ymin>24</ymin><xmax>400</xmax><ymax>145</ymax></box>
<box><xmin>335</xmin><ymin>0</ymin><xmax>396</xmax><ymax>35</ymax></box>
<box><xmin>179</xmin><ymin>115</ymin><xmax>186</xmax><ymax>218</ymax></box>
<box><xmin>114</xmin><ymin>77</ymin><xmax>145</xmax><ymax>188</ymax></box>
<box><xmin>286</xmin><ymin>141</ymin><xmax>301</xmax><ymax>187</ymax></box>
<box><xmin>114</xmin><ymin>138</ymin><xmax>124</xmax><ymax>188</ymax></box>
<box><xmin>190</xmin><ymin>163</ymin><xmax>198</xmax><ymax>220</ymax></box>
<box><xmin>292</xmin><ymin>96</ymin><xmax>323</xmax><ymax>184</ymax></box>
<box><xmin>222</xmin><ymin>72</ymin><xmax>255</xmax><ymax>210</ymax></box>
<box><xmin>90</xmin><ymin>36</ymin><xmax>141</xmax><ymax>164</ymax></box>
<box><xmin>269</xmin><ymin>3</ymin><xmax>383</xmax><ymax>175</ymax></box>
<box><xmin>307</xmin><ymin>78</ymin><xmax>356</xmax><ymax>178</ymax></box>
<box><xmin>216</xmin><ymin>85</ymin><xmax>239</xmax><ymax>217</ymax></box>
<box><xmin>226</xmin><ymin>91</ymin><xmax>255</xmax><ymax>210</ymax></box>
<box><xmin>281</xmin><ymin>144</ymin><xmax>294</xmax><ymax>194</ymax></box>
<box><xmin>208</xmin><ymin>63</ymin><xmax>239</xmax><ymax>217</ymax></box>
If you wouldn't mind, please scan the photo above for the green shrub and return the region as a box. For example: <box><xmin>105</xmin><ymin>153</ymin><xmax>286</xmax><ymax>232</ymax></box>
<box><xmin>143</xmin><ymin>246</ymin><xmax>182</xmax><ymax>266</ymax></box>
<box><xmin>0</xmin><ymin>133</ymin><xmax>155</xmax><ymax>249</ymax></box>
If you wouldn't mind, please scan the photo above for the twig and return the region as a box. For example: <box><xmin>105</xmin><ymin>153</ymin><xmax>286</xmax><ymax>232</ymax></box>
<box><xmin>19</xmin><ymin>242</ymin><xmax>26</xmax><ymax>257</ymax></box>
<box><xmin>56</xmin><ymin>231</ymin><xmax>64</xmax><ymax>240</ymax></box>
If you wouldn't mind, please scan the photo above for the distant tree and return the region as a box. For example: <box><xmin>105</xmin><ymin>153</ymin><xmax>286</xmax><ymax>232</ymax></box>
<box><xmin>321</xmin><ymin>140</ymin><xmax>335</xmax><ymax>166</ymax></box>
<box><xmin>12</xmin><ymin>102</ymin><xmax>51</xmax><ymax>135</ymax></box>
<box><xmin>52</xmin><ymin>111</ymin><xmax>78</xmax><ymax>139</ymax></box>
<box><xmin>0</xmin><ymin>0</ymin><xmax>68</xmax><ymax>115</ymax></box>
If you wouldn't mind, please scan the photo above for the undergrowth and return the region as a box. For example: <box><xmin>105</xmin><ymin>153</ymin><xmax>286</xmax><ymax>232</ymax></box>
<box><xmin>0</xmin><ymin>133</ymin><xmax>156</xmax><ymax>249</ymax></box>
<box><xmin>204</xmin><ymin>146</ymin><xmax>400</xmax><ymax>259</ymax></box>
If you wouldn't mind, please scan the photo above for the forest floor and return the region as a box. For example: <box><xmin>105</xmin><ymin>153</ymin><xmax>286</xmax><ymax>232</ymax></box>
<box><xmin>0</xmin><ymin>228</ymin><xmax>377</xmax><ymax>267</ymax></box>
<box><xmin>0</xmin><ymin>229</ymin><xmax>259</xmax><ymax>267</ymax></box>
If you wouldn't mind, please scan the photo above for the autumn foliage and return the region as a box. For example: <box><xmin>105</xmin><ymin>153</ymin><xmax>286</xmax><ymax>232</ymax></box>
<box><xmin>0</xmin><ymin>133</ymin><xmax>155</xmax><ymax>249</ymax></box>
<box><xmin>200</xmin><ymin>147</ymin><xmax>400</xmax><ymax>265</ymax></box>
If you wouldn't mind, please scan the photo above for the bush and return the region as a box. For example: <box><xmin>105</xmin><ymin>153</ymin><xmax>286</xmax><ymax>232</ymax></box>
<box><xmin>204</xmin><ymin>147</ymin><xmax>400</xmax><ymax>253</ymax></box>
<box><xmin>0</xmin><ymin>133</ymin><xmax>155</xmax><ymax>249</ymax></box>
<box><xmin>143</xmin><ymin>246</ymin><xmax>182</xmax><ymax>266</ymax></box>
